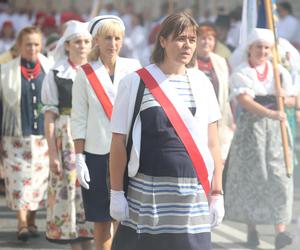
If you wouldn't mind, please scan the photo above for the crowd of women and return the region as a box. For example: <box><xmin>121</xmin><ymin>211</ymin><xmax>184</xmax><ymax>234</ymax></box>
<box><xmin>0</xmin><ymin>8</ymin><xmax>298</xmax><ymax>250</ymax></box>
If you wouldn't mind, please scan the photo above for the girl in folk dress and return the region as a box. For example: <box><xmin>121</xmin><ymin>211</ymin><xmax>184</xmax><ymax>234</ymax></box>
<box><xmin>71</xmin><ymin>15</ymin><xmax>140</xmax><ymax>250</ymax></box>
<box><xmin>42</xmin><ymin>21</ymin><xmax>94</xmax><ymax>250</ymax></box>
<box><xmin>109</xmin><ymin>12</ymin><xmax>224</xmax><ymax>250</ymax></box>
<box><xmin>0</xmin><ymin>26</ymin><xmax>52</xmax><ymax>241</ymax></box>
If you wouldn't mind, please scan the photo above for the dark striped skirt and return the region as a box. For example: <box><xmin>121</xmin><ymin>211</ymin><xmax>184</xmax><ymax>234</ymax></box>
<box><xmin>112</xmin><ymin>173</ymin><xmax>211</xmax><ymax>250</ymax></box>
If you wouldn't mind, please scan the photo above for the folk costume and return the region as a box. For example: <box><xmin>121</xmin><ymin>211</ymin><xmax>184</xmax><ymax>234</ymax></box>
<box><xmin>0</xmin><ymin>54</ymin><xmax>51</xmax><ymax>210</ymax></box>
<box><xmin>42</xmin><ymin>20</ymin><xmax>94</xmax><ymax>243</ymax></box>
<box><xmin>224</xmin><ymin>29</ymin><xmax>295</xmax><ymax>225</ymax></box>
<box><xmin>111</xmin><ymin>64</ymin><xmax>221</xmax><ymax>250</ymax></box>
<box><xmin>71</xmin><ymin>56</ymin><xmax>140</xmax><ymax>222</ymax></box>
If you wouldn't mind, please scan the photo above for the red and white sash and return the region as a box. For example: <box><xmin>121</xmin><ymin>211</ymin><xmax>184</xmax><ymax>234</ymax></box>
<box><xmin>136</xmin><ymin>65</ymin><xmax>211</xmax><ymax>196</ymax></box>
<box><xmin>82</xmin><ymin>62</ymin><xmax>116</xmax><ymax>119</ymax></box>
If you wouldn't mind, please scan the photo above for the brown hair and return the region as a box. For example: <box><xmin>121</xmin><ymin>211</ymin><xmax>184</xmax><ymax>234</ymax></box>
<box><xmin>16</xmin><ymin>26</ymin><xmax>42</xmax><ymax>47</ymax></box>
<box><xmin>151</xmin><ymin>12</ymin><xmax>198</xmax><ymax>67</ymax></box>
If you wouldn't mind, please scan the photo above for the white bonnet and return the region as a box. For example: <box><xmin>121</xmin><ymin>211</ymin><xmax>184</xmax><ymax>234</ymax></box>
<box><xmin>54</xmin><ymin>20</ymin><xmax>91</xmax><ymax>61</ymax></box>
<box><xmin>229</xmin><ymin>28</ymin><xmax>275</xmax><ymax>68</ymax></box>
<box><xmin>246</xmin><ymin>28</ymin><xmax>275</xmax><ymax>48</ymax></box>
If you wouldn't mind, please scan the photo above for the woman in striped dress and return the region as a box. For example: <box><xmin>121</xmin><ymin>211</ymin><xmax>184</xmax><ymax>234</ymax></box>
<box><xmin>109</xmin><ymin>12</ymin><xmax>224</xmax><ymax>250</ymax></box>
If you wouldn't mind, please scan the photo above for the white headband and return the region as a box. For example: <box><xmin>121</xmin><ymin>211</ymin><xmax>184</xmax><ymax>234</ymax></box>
<box><xmin>88</xmin><ymin>15</ymin><xmax>125</xmax><ymax>38</ymax></box>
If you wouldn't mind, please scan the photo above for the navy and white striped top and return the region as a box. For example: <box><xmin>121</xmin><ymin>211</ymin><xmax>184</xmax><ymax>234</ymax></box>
<box><xmin>141</xmin><ymin>74</ymin><xmax>196</xmax><ymax>112</ymax></box>
<box><xmin>122</xmin><ymin>73</ymin><xmax>211</xmax><ymax>235</ymax></box>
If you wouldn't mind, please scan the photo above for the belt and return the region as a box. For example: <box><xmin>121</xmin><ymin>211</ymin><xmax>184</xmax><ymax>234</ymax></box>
<box><xmin>254</xmin><ymin>95</ymin><xmax>278</xmax><ymax>110</ymax></box>
<box><xmin>59</xmin><ymin>107</ymin><xmax>71</xmax><ymax>115</ymax></box>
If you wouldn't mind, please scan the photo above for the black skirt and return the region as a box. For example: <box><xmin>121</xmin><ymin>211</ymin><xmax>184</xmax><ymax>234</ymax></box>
<box><xmin>112</xmin><ymin>225</ymin><xmax>211</xmax><ymax>250</ymax></box>
<box><xmin>81</xmin><ymin>152</ymin><xmax>112</xmax><ymax>222</ymax></box>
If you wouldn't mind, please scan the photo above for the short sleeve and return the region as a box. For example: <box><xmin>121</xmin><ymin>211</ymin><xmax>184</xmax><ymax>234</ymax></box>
<box><xmin>229</xmin><ymin>72</ymin><xmax>255</xmax><ymax>99</ymax></box>
<box><xmin>111</xmin><ymin>74</ymin><xmax>132</xmax><ymax>134</ymax></box>
<box><xmin>41</xmin><ymin>70</ymin><xmax>59</xmax><ymax>114</ymax></box>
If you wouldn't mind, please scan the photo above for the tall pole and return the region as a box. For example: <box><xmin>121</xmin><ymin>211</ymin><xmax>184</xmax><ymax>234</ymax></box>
<box><xmin>168</xmin><ymin>0</ymin><xmax>174</xmax><ymax>15</ymax></box>
<box><xmin>211</xmin><ymin>0</ymin><xmax>216</xmax><ymax>17</ymax></box>
<box><xmin>193</xmin><ymin>0</ymin><xmax>200</xmax><ymax>20</ymax></box>
<box><xmin>90</xmin><ymin>0</ymin><xmax>103</xmax><ymax>18</ymax></box>
<box><xmin>264</xmin><ymin>0</ymin><xmax>292</xmax><ymax>177</ymax></box>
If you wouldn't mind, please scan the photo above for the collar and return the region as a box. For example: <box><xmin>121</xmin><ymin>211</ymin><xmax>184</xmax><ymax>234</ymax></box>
<box><xmin>52</xmin><ymin>58</ymin><xmax>77</xmax><ymax>80</ymax></box>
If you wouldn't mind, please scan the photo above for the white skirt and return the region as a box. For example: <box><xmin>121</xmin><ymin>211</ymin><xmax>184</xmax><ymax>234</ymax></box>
<box><xmin>3</xmin><ymin>135</ymin><xmax>49</xmax><ymax>210</ymax></box>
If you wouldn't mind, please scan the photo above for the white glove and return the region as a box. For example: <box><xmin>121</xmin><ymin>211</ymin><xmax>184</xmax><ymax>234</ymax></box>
<box><xmin>209</xmin><ymin>195</ymin><xmax>225</xmax><ymax>228</ymax></box>
<box><xmin>110</xmin><ymin>190</ymin><xmax>129</xmax><ymax>221</ymax></box>
<box><xmin>75</xmin><ymin>153</ymin><xmax>90</xmax><ymax>189</ymax></box>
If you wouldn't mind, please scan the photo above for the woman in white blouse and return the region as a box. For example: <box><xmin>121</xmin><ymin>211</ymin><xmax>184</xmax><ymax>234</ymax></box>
<box><xmin>42</xmin><ymin>21</ymin><xmax>93</xmax><ymax>249</ymax></box>
<box><xmin>71</xmin><ymin>15</ymin><xmax>140</xmax><ymax>250</ymax></box>
<box><xmin>224</xmin><ymin>28</ymin><xmax>295</xmax><ymax>249</ymax></box>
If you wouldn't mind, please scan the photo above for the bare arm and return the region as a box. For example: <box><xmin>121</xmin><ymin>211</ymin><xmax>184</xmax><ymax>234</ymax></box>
<box><xmin>74</xmin><ymin>139</ymin><xmax>85</xmax><ymax>154</ymax></box>
<box><xmin>208</xmin><ymin>122</ymin><xmax>223</xmax><ymax>193</ymax></box>
<box><xmin>109</xmin><ymin>133</ymin><xmax>127</xmax><ymax>191</ymax></box>
<box><xmin>44</xmin><ymin>111</ymin><xmax>60</xmax><ymax>174</ymax></box>
<box><xmin>237</xmin><ymin>93</ymin><xmax>286</xmax><ymax>121</ymax></box>
<box><xmin>44</xmin><ymin>111</ymin><xmax>57</xmax><ymax>153</ymax></box>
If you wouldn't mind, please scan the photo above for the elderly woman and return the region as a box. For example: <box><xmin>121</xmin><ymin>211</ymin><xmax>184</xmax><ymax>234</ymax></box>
<box><xmin>0</xmin><ymin>26</ymin><xmax>51</xmax><ymax>241</ymax></box>
<box><xmin>224</xmin><ymin>28</ymin><xmax>295</xmax><ymax>249</ymax></box>
<box><xmin>42</xmin><ymin>21</ymin><xmax>93</xmax><ymax>249</ymax></box>
<box><xmin>71</xmin><ymin>15</ymin><xmax>140</xmax><ymax>250</ymax></box>
<box><xmin>197</xmin><ymin>22</ymin><xmax>234</xmax><ymax>162</ymax></box>
<box><xmin>109</xmin><ymin>12</ymin><xmax>224</xmax><ymax>250</ymax></box>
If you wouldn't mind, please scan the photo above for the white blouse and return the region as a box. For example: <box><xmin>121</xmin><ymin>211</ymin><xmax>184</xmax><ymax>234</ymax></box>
<box><xmin>41</xmin><ymin>59</ymin><xmax>77</xmax><ymax>115</ymax></box>
<box><xmin>230</xmin><ymin>61</ymin><xmax>295</xmax><ymax>99</ymax></box>
<box><xmin>71</xmin><ymin>57</ymin><xmax>141</xmax><ymax>155</ymax></box>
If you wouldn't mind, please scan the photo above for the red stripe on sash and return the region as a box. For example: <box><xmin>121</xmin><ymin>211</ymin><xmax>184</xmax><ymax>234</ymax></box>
<box><xmin>136</xmin><ymin>68</ymin><xmax>210</xmax><ymax>196</ymax></box>
<box><xmin>82</xmin><ymin>63</ymin><xmax>113</xmax><ymax>119</ymax></box>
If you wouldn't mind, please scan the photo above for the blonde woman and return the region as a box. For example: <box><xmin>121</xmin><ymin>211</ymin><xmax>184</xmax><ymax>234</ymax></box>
<box><xmin>71</xmin><ymin>15</ymin><xmax>141</xmax><ymax>250</ymax></box>
<box><xmin>42</xmin><ymin>21</ymin><xmax>93</xmax><ymax>250</ymax></box>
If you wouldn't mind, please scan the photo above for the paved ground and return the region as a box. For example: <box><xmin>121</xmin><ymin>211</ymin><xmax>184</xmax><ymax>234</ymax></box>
<box><xmin>0</xmin><ymin>142</ymin><xmax>300</xmax><ymax>250</ymax></box>
<box><xmin>0</xmin><ymin>200</ymin><xmax>69</xmax><ymax>250</ymax></box>
<box><xmin>1</xmin><ymin>171</ymin><xmax>299</xmax><ymax>250</ymax></box>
